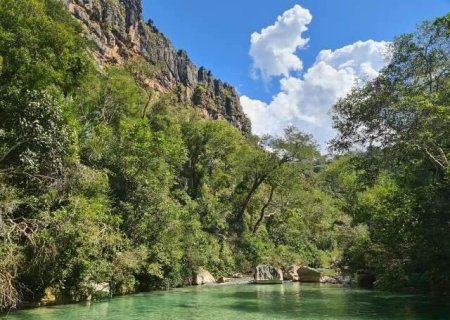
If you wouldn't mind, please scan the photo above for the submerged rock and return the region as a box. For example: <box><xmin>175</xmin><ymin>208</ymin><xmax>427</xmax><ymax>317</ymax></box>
<box><xmin>254</xmin><ymin>265</ymin><xmax>283</xmax><ymax>283</ymax></box>
<box><xmin>194</xmin><ymin>268</ymin><xmax>215</xmax><ymax>285</ymax></box>
<box><xmin>297</xmin><ymin>266</ymin><xmax>322</xmax><ymax>282</ymax></box>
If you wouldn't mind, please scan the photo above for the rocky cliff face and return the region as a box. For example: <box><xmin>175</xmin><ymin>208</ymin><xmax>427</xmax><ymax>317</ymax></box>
<box><xmin>63</xmin><ymin>0</ymin><xmax>251</xmax><ymax>134</ymax></box>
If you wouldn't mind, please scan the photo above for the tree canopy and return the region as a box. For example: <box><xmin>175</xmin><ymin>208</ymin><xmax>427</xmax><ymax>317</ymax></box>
<box><xmin>329</xmin><ymin>13</ymin><xmax>450</xmax><ymax>292</ymax></box>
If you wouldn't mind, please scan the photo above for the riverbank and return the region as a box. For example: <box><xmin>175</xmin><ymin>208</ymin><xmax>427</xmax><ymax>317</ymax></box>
<box><xmin>2</xmin><ymin>282</ymin><xmax>450</xmax><ymax>320</ymax></box>
<box><xmin>4</xmin><ymin>276</ymin><xmax>254</xmax><ymax>312</ymax></box>
<box><xmin>4</xmin><ymin>266</ymin><xmax>346</xmax><ymax>314</ymax></box>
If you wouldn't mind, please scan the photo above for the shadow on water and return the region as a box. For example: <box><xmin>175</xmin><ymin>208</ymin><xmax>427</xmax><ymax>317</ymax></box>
<box><xmin>216</xmin><ymin>283</ymin><xmax>450</xmax><ymax>320</ymax></box>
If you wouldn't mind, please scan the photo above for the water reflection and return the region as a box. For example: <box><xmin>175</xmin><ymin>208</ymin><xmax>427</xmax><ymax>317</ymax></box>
<box><xmin>2</xmin><ymin>283</ymin><xmax>450</xmax><ymax>320</ymax></box>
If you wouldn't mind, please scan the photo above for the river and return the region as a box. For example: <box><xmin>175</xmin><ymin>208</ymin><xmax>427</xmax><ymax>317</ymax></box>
<box><xmin>2</xmin><ymin>283</ymin><xmax>449</xmax><ymax>319</ymax></box>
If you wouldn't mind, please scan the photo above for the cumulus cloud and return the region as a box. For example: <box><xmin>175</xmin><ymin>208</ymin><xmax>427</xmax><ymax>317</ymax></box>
<box><xmin>242</xmin><ymin>38</ymin><xmax>389</xmax><ymax>151</ymax></box>
<box><xmin>250</xmin><ymin>5</ymin><xmax>312</xmax><ymax>79</ymax></box>
<box><xmin>316</xmin><ymin>40</ymin><xmax>388</xmax><ymax>79</ymax></box>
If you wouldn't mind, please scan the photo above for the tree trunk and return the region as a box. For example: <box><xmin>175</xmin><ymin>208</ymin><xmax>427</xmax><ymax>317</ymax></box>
<box><xmin>141</xmin><ymin>91</ymin><xmax>152</xmax><ymax>119</ymax></box>
<box><xmin>252</xmin><ymin>185</ymin><xmax>275</xmax><ymax>234</ymax></box>
<box><xmin>236</xmin><ymin>174</ymin><xmax>267</xmax><ymax>231</ymax></box>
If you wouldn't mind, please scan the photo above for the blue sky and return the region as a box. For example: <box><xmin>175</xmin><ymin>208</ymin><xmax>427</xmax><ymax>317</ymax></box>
<box><xmin>143</xmin><ymin>1</ymin><xmax>450</xmax><ymax>149</ymax></box>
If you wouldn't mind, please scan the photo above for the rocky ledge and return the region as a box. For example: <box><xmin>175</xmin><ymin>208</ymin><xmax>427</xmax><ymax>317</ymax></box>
<box><xmin>62</xmin><ymin>0</ymin><xmax>251</xmax><ymax>134</ymax></box>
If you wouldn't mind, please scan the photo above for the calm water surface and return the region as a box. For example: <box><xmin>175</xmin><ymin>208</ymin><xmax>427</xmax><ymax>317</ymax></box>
<box><xmin>2</xmin><ymin>283</ymin><xmax>450</xmax><ymax>320</ymax></box>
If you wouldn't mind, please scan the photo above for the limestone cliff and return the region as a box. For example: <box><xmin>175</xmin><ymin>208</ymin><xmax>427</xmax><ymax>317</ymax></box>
<box><xmin>63</xmin><ymin>0</ymin><xmax>251</xmax><ymax>133</ymax></box>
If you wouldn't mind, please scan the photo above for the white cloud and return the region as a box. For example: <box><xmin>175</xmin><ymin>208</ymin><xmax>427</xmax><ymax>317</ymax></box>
<box><xmin>316</xmin><ymin>40</ymin><xmax>388</xmax><ymax>80</ymax></box>
<box><xmin>250</xmin><ymin>4</ymin><xmax>312</xmax><ymax>79</ymax></box>
<box><xmin>242</xmin><ymin>39</ymin><xmax>389</xmax><ymax>152</ymax></box>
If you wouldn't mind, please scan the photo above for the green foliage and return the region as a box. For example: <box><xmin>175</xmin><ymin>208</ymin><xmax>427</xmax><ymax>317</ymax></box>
<box><xmin>192</xmin><ymin>84</ymin><xmax>208</xmax><ymax>105</ymax></box>
<box><xmin>0</xmin><ymin>0</ymin><xmax>89</xmax><ymax>95</ymax></box>
<box><xmin>0</xmin><ymin>90</ymin><xmax>70</xmax><ymax>188</ymax></box>
<box><xmin>329</xmin><ymin>14</ymin><xmax>450</xmax><ymax>293</ymax></box>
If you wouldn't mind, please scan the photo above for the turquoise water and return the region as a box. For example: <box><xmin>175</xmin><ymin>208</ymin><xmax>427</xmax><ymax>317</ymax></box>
<box><xmin>2</xmin><ymin>283</ymin><xmax>450</xmax><ymax>319</ymax></box>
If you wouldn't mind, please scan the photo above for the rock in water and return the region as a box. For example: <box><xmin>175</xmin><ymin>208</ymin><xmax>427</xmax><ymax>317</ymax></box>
<box><xmin>92</xmin><ymin>282</ymin><xmax>111</xmax><ymax>299</ymax></box>
<box><xmin>284</xmin><ymin>265</ymin><xmax>300</xmax><ymax>281</ymax></box>
<box><xmin>254</xmin><ymin>265</ymin><xmax>283</xmax><ymax>284</ymax></box>
<box><xmin>320</xmin><ymin>276</ymin><xmax>338</xmax><ymax>284</ymax></box>
<box><xmin>73</xmin><ymin>282</ymin><xmax>111</xmax><ymax>301</ymax></box>
<box><xmin>40</xmin><ymin>288</ymin><xmax>61</xmax><ymax>306</ymax></box>
<box><xmin>297</xmin><ymin>266</ymin><xmax>322</xmax><ymax>282</ymax></box>
<box><xmin>194</xmin><ymin>269</ymin><xmax>215</xmax><ymax>285</ymax></box>
<box><xmin>217</xmin><ymin>277</ymin><xmax>230</xmax><ymax>283</ymax></box>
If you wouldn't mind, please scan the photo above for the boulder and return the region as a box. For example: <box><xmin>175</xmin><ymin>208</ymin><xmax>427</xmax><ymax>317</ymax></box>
<box><xmin>89</xmin><ymin>282</ymin><xmax>111</xmax><ymax>300</ymax></box>
<box><xmin>284</xmin><ymin>265</ymin><xmax>300</xmax><ymax>281</ymax></box>
<box><xmin>217</xmin><ymin>277</ymin><xmax>230</xmax><ymax>283</ymax></box>
<box><xmin>231</xmin><ymin>272</ymin><xmax>243</xmax><ymax>278</ymax></box>
<box><xmin>337</xmin><ymin>275</ymin><xmax>352</xmax><ymax>285</ymax></box>
<box><xmin>254</xmin><ymin>265</ymin><xmax>283</xmax><ymax>284</ymax></box>
<box><xmin>320</xmin><ymin>276</ymin><xmax>339</xmax><ymax>284</ymax></box>
<box><xmin>194</xmin><ymin>268</ymin><xmax>215</xmax><ymax>285</ymax></box>
<box><xmin>72</xmin><ymin>282</ymin><xmax>111</xmax><ymax>301</ymax></box>
<box><xmin>297</xmin><ymin>266</ymin><xmax>322</xmax><ymax>282</ymax></box>
<box><xmin>40</xmin><ymin>288</ymin><xmax>61</xmax><ymax>306</ymax></box>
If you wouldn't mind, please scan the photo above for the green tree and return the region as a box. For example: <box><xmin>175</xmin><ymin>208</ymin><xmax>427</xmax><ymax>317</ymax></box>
<box><xmin>330</xmin><ymin>14</ymin><xmax>450</xmax><ymax>293</ymax></box>
<box><xmin>0</xmin><ymin>90</ymin><xmax>70</xmax><ymax>189</ymax></box>
<box><xmin>0</xmin><ymin>0</ymin><xmax>89</xmax><ymax>95</ymax></box>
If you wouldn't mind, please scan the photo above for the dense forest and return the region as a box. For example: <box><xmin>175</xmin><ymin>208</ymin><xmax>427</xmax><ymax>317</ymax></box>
<box><xmin>0</xmin><ymin>0</ymin><xmax>449</xmax><ymax>311</ymax></box>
